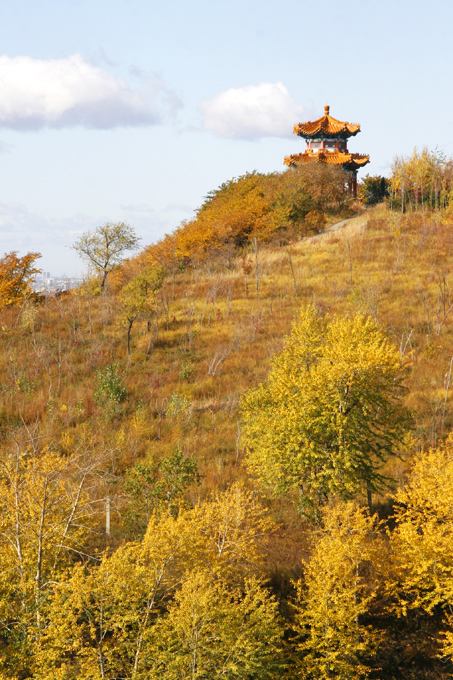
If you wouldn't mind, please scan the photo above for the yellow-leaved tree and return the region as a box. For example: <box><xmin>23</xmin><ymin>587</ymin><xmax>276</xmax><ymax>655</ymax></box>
<box><xmin>150</xmin><ymin>572</ymin><xmax>282</xmax><ymax>680</ymax></box>
<box><xmin>390</xmin><ymin>147</ymin><xmax>453</xmax><ymax>212</ymax></box>
<box><xmin>0</xmin><ymin>446</ymin><xmax>102</xmax><ymax>677</ymax></box>
<box><xmin>0</xmin><ymin>251</ymin><xmax>41</xmax><ymax>308</ymax></box>
<box><xmin>294</xmin><ymin>501</ymin><xmax>381</xmax><ymax>680</ymax></box>
<box><xmin>389</xmin><ymin>436</ymin><xmax>453</xmax><ymax>660</ymax></box>
<box><xmin>117</xmin><ymin>266</ymin><xmax>166</xmax><ymax>354</ymax></box>
<box><xmin>36</xmin><ymin>485</ymin><xmax>282</xmax><ymax>679</ymax></box>
<box><xmin>241</xmin><ymin>306</ymin><xmax>411</xmax><ymax>515</ymax></box>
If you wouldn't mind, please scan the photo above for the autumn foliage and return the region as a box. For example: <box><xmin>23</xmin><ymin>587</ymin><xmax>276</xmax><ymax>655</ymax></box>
<box><xmin>140</xmin><ymin>165</ymin><xmax>350</xmax><ymax>272</ymax></box>
<box><xmin>3</xmin><ymin>158</ymin><xmax>453</xmax><ymax>677</ymax></box>
<box><xmin>390</xmin><ymin>147</ymin><xmax>453</xmax><ymax>212</ymax></box>
<box><xmin>0</xmin><ymin>251</ymin><xmax>41</xmax><ymax>308</ymax></box>
<box><xmin>241</xmin><ymin>307</ymin><xmax>410</xmax><ymax>515</ymax></box>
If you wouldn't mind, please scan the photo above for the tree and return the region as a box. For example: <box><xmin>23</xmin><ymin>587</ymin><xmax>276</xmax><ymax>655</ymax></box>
<box><xmin>241</xmin><ymin>306</ymin><xmax>411</xmax><ymax>516</ymax></box>
<box><xmin>290</xmin><ymin>164</ymin><xmax>348</xmax><ymax>214</ymax></box>
<box><xmin>151</xmin><ymin>572</ymin><xmax>283</xmax><ymax>680</ymax></box>
<box><xmin>269</xmin><ymin>167</ymin><xmax>313</xmax><ymax>229</ymax></box>
<box><xmin>72</xmin><ymin>222</ymin><xmax>140</xmax><ymax>290</ymax></box>
<box><xmin>390</xmin><ymin>437</ymin><xmax>453</xmax><ymax>612</ymax></box>
<box><xmin>390</xmin><ymin>148</ymin><xmax>453</xmax><ymax>212</ymax></box>
<box><xmin>124</xmin><ymin>448</ymin><xmax>200</xmax><ymax>537</ymax></box>
<box><xmin>176</xmin><ymin>173</ymin><xmax>275</xmax><ymax>266</ymax></box>
<box><xmin>0</xmin><ymin>251</ymin><xmax>41</xmax><ymax>308</ymax></box>
<box><xmin>191</xmin><ymin>484</ymin><xmax>273</xmax><ymax>583</ymax></box>
<box><xmin>304</xmin><ymin>209</ymin><xmax>327</xmax><ymax>234</ymax></box>
<box><xmin>294</xmin><ymin>502</ymin><xmax>381</xmax><ymax>679</ymax></box>
<box><xmin>94</xmin><ymin>363</ymin><xmax>127</xmax><ymax>417</ymax></box>
<box><xmin>36</xmin><ymin>486</ymin><xmax>276</xmax><ymax>679</ymax></box>
<box><xmin>0</xmin><ymin>445</ymin><xmax>102</xmax><ymax>676</ymax></box>
<box><xmin>117</xmin><ymin>267</ymin><xmax>165</xmax><ymax>354</ymax></box>
<box><xmin>388</xmin><ymin>436</ymin><xmax>453</xmax><ymax>659</ymax></box>
<box><xmin>142</xmin><ymin>166</ymin><xmax>349</xmax><ymax>271</ymax></box>
<box><xmin>358</xmin><ymin>174</ymin><xmax>390</xmax><ymax>206</ymax></box>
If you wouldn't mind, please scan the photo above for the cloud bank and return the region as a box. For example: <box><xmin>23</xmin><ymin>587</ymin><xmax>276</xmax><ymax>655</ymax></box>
<box><xmin>200</xmin><ymin>81</ymin><xmax>305</xmax><ymax>140</ymax></box>
<box><xmin>0</xmin><ymin>54</ymin><xmax>181</xmax><ymax>130</ymax></box>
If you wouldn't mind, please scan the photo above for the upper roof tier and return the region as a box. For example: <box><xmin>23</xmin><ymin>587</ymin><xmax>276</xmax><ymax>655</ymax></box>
<box><xmin>294</xmin><ymin>105</ymin><xmax>361</xmax><ymax>139</ymax></box>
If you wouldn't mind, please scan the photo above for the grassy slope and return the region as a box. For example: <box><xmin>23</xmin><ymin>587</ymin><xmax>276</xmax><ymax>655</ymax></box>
<box><xmin>3</xmin><ymin>207</ymin><xmax>453</xmax><ymax>512</ymax></box>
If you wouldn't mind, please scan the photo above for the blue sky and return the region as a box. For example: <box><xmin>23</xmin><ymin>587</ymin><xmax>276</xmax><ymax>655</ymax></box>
<box><xmin>1</xmin><ymin>0</ymin><xmax>452</xmax><ymax>275</ymax></box>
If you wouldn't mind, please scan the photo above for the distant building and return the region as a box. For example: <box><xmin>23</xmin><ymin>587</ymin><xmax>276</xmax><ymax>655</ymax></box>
<box><xmin>33</xmin><ymin>274</ymin><xmax>85</xmax><ymax>294</ymax></box>
<box><xmin>284</xmin><ymin>105</ymin><xmax>370</xmax><ymax>198</ymax></box>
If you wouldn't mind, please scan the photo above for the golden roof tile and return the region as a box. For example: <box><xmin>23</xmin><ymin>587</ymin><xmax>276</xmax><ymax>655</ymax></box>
<box><xmin>294</xmin><ymin>105</ymin><xmax>361</xmax><ymax>139</ymax></box>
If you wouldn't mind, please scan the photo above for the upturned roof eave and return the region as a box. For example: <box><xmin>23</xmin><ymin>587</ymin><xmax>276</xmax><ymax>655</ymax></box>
<box><xmin>293</xmin><ymin>106</ymin><xmax>361</xmax><ymax>139</ymax></box>
<box><xmin>283</xmin><ymin>151</ymin><xmax>370</xmax><ymax>170</ymax></box>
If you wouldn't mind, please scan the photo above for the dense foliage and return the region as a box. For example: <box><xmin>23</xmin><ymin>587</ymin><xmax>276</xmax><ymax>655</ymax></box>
<box><xmin>140</xmin><ymin>165</ymin><xmax>350</xmax><ymax>271</ymax></box>
<box><xmin>359</xmin><ymin>174</ymin><xmax>390</xmax><ymax>206</ymax></box>
<box><xmin>241</xmin><ymin>306</ymin><xmax>411</xmax><ymax>515</ymax></box>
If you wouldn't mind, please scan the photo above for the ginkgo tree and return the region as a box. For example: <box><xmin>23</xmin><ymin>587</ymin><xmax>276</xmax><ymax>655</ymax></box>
<box><xmin>151</xmin><ymin>572</ymin><xmax>282</xmax><ymax>680</ymax></box>
<box><xmin>35</xmin><ymin>485</ymin><xmax>282</xmax><ymax>680</ymax></box>
<box><xmin>295</xmin><ymin>501</ymin><xmax>382</xmax><ymax>680</ymax></box>
<box><xmin>241</xmin><ymin>306</ymin><xmax>411</xmax><ymax>515</ymax></box>
<box><xmin>0</xmin><ymin>444</ymin><xmax>103</xmax><ymax>676</ymax></box>
<box><xmin>388</xmin><ymin>436</ymin><xmax>453</xmax><ymax>659</ymax></box>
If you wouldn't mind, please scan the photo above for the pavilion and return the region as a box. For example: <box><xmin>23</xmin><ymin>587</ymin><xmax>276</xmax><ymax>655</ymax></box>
<box><xmin>284</xmin><ymin>105</ymin><xmax>370</xmax><ymax>197</ymax></box>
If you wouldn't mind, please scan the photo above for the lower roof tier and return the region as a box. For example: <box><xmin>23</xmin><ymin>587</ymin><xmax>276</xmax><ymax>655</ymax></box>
<box><xmin>284</xmin><ymin>150</ymin><xmax>370</xmax><ymax>171</ymax></box>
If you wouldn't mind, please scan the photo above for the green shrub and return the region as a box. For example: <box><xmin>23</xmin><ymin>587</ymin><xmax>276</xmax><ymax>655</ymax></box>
<box><xmin>94</xmin><ymin>363</ymin><xmax>127</xmax><ymax>406</ymax></box>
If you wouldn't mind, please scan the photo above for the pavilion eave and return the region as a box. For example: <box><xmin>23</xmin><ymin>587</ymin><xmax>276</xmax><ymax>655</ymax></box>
<box><xmin>284</xmin><ymin>151</ymin><xmax>370</xmax><ymax>170</ymax></box>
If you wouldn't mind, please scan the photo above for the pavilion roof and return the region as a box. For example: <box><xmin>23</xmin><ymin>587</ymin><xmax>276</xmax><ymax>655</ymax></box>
<box><xmin>284</xmin><ymin>150</ymin><xmax>370</xmax><ymax>170</ymax></box>
<box><xmin>294</xmin><ymin>105</ymin><xmax>361</xmax><ymax>139</ymax></box>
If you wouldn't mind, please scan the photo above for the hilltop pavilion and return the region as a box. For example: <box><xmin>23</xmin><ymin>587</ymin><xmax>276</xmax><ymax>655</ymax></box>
<box><xmin>284</xmin><ymin>105</ymin><xmax>370</xmax><ymax>198</ymax></box>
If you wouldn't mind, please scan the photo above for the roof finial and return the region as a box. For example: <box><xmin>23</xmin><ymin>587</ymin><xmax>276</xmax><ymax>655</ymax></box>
<box><xmin>324</xmin><ymin>105</ymin><xmax>330</xmax><ymax>116</ymax></box>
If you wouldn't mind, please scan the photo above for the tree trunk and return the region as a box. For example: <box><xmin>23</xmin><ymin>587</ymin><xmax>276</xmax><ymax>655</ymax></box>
<box><xmin>105</xmin><ymin>496</ymin><xmax>111</xmax><ymax>538</ymax></box>
<box><xmin>286</xmin><ymin>246</ymin><xmax>298</xmax><ymax>298</ymax></box>
<box><xmin>172</xmin><ymin>242</ymin><xmax>176</xmax><ymax>301</ymax></box>
<box><xmin>254</xmin><ymin>236</ymin><xmax>259</xmax><ymax>294</ymax></box>
<box><xmin>127</xmin><ymin>319</ymin><xmax>133</xmax><ymax>355</ymax></box>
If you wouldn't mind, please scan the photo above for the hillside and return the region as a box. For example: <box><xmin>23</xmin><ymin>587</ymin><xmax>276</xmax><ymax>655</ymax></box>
<box><xmin>5</xmin><ymin>207</ymin><xmax>450</xmax><ymax>492</ymax></box>
<box><xmin>2</xmin><ymin>190</ymin><xmax>453</xmax><ymax>677</ymax></box>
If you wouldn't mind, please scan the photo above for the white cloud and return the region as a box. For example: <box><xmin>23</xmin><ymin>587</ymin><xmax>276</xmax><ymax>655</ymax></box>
<box><xmin>163</xmin><ymin>202</ymin><xmax>194</xmax><ymax>214</ymax></box>
<box><xmin>199</xmin><ymin>81</ymin><xmax>305</xmax><ymax>140</ymax></box>
<box><xmin>0</xmin><ymin>54</ymin><xmax>182</xmax><ymax>130</ymax></box>
<box><xmin>120</xmin><ymin>203</ymin><xmax>157</xmax><ymax>213</ymax></box>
